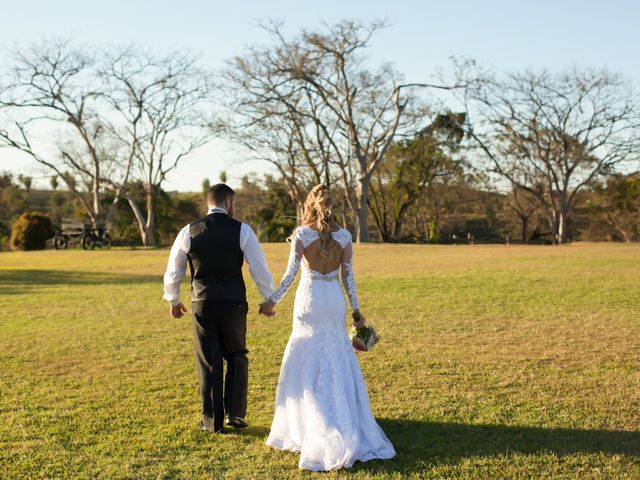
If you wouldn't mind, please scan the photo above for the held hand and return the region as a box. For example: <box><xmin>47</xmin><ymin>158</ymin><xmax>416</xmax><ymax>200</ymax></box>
<box><xmin>259</xmin><ymin>300</ymin><xmax>277</xmax><ymax>317</ymax></box>
<box><xmin>170</xmin><ymin>302</ymin><xmax>187</xmax><ymax>319</ymax></box>
<box><xmin>353</xmin><ymin>309</ymin><xmax>366</xmax><ymax>328</ymax></box>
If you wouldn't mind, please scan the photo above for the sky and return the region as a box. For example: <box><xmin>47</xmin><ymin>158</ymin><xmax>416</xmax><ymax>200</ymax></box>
<box><xmin>1</xmin><ymin>0</ymin><xmax>638</xmax><ymax>191</ymax></box>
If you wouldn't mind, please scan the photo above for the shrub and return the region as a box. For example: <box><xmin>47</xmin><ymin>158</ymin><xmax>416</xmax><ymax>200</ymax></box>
<box><xmin>9</xmin><ymin>212</ymin><xmax>54</xmax><ymax>251</ymax></box>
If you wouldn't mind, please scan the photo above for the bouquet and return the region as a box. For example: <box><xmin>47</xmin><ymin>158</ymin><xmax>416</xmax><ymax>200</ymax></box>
<box><xmin>349</xmin><ymin>312</ymin><xmax>379</xmax><ymax>352</ymax></box>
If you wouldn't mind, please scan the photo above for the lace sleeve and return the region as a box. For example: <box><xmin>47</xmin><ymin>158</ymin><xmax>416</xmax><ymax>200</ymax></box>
<box><xmin>340</xmin><ymin>235</ymin><xmax>360</xmax><ymax>311</ymax></box>
<box><xmin>270</xmin><ymin>229</ymin><xmax>304</xmax><ymax>304</ymax></box>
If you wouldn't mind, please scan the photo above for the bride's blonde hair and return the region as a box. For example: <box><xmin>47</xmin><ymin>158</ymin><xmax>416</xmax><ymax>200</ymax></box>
<box><xmin>301</xmin><ymin>184</ymin><xmax>339</xmax><ymax>258</ymax></box>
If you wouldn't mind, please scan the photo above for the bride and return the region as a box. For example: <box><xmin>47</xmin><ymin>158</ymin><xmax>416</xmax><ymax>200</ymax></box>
<box><xmin>259</xmin><ymin>185</ymin><xmax>396</xmax><ymax>471</ymax></box>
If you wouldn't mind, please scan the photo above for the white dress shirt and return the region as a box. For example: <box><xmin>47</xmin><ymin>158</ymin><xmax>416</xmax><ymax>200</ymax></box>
<box><xmin>163</xmin><ymin>207</ymin><xmax>275</xmax><ymax>306</ymax></box>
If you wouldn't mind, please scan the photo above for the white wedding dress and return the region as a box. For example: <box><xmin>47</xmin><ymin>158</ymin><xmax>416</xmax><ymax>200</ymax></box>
<box><xmin>265</xmin><ymin>226</ymin><xmax>396</xmax><ymax>471</ymax></box>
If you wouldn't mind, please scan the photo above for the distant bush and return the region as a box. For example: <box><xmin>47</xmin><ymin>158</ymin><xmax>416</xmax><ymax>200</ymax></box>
<box><xmin>9</xmin><ymin>212</ymin><xmax>54</xmax><ymax>251</ymax></box>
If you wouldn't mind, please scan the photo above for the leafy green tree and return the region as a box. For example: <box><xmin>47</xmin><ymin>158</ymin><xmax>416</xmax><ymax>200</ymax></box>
<box><xmin>107</xmin><ymin>182</ymin><xmax>203</xmax><ymax>246</ymax></box>
<box><xmin>0</xmin><ymin>172</ymin><xmax>14</xmax><ymax>188</ymax></box>
<box><xmin>253</xmin><ymin>175</ymin><xmax>297</xmax><ymax>241</ymax></box>
<box><xmin>49</xmin><ymin>191</ymin><xmax>74</xmax><ymax>225</ymax></box>
<box><xmin>172</xmin><ymin>196</ymin><xmax>203</xmax><ymax>227</ymax></box>
<box><xmin>235</xmin><ymin>174</ymin><xmax>296</xmax><ymax>241</ymax></box>
<box><xmin>587</xmin><ymin>173</ymin><xmax>640</xmax><ymax>242</ymax></box>
<box><xmin>368</xmin><ymin>112</ymin><xmax>465</xmax><ymax>242</ymax></box>
<box><xmin>0</xmin><ymin>172</ymin><xmax>27</xmax><ymax>225</ymax></box>
<box><xmin>17</xmin><ymin>174</ymin><xmax>32</xmax><ymax>192</ymax></box>
<box><xmin>202</xmin><ymin>178</ymin><xmax>211</xmax><ymax>195</ymax></box>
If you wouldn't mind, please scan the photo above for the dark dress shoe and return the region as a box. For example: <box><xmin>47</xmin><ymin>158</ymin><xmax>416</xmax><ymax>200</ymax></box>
<box><xmin>199</xmin><ymin>415</ymin><xmax>223</xmax><ymax>433</ymax></box>
<box><xmin>225</xmin><ymin>416</ymin><xmax>248</xmax><ymax>429</ymax></box>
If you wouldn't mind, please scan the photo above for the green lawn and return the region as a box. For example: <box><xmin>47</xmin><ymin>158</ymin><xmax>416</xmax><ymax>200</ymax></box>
<box><xmin>1</xmin><ymin>243</ymin><xmax>639</xmax><ymax>479</ymax></box>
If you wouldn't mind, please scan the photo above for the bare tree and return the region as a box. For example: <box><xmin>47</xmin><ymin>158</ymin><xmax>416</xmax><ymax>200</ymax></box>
<box><xmin>464</xmin><ymin>68</ymin><xmax>640</xmax><ymax>244</ymax></box>
<box><xmin>222</xmin><ymin>36</ymin><xmax>342</xmax><ymax>222</ymax></box>
<box><xmin>0</xmin><ymin>39</ymin><xmax>120</xmax><ymax>227</ymax></box>
<box><xmin>99</xmin><ymin>47</ymin><xmax>214</xmax><ymax>246</ymax></box>
<box><xmin>1</xmin><ymin>41</ymin><xmax>215</xmax><ymax>245</ymax></box>
<box><xmin>223</xmin><ymin>20</ymin><xmax>454</xmax><ymax>241</ymax></box>
<box><xmin>221</xmin><ymin>108</ymin><xmax>329</xmax><ymax>222</ymax></box>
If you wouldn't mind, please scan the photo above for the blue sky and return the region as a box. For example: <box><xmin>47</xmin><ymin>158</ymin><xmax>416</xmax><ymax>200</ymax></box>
<box><xmin>1</xmin><ymin>0</ymin><xmax>638</xmax><ymax>191</ymax></box>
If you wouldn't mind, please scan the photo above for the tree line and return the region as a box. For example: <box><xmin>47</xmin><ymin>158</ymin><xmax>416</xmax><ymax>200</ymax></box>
<box><xmin>2</xmin><ymin>167</ymin><xmax>638</xmax><ymax>247</ymax></box>
<box><xmin>1</xmin><ymin>21</ymin><xmax>639</xmax><ymax>246</ymax></box>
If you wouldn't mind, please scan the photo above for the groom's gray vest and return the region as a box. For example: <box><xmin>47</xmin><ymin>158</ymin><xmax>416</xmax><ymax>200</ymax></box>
<box><xmin>187</xmin><ymin>213</ymin><xmax>246</xmax><ymax>302</ymax></box>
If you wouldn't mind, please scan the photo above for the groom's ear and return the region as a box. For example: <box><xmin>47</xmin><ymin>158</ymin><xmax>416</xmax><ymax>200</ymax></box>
<box><xmin>226</xmin><ymin>195</ymin><xmax>236</xmax><ymax>212</ymax></box>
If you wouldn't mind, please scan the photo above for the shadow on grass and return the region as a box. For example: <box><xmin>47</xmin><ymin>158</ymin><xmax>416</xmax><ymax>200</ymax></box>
<box><xmin>352</xmin><ymin>419</ymin><xmax>640</xmax><ymax>473</ymax></box>
<box><xmin>0</xmin><ymin>269</ymin><xmax>160</xmax><ymax>295</ymax></box>
<box><xmin>225</xmin><ymin>425</ymin><xmax>270</xmax><ymax>438</ymax></box>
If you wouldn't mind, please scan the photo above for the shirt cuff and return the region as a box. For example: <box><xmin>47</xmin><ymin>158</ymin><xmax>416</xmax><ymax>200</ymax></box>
<box><xmin>262</xmin><ymin>291</ymin><xmax>275</xmax><ymax>303</ymax></box>
<box><xmin>163</xmin><ymin>293</ymin><xmax>181</xmax><ymax>307</ymax></box>
<box><xmin>269</xmin><ymin>292</ymin><xmax>282</xmax><ymax>305</ymax></box>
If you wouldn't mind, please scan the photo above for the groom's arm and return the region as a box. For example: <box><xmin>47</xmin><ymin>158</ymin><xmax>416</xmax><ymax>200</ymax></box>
<box><xmin>163</xmin><ymin>225</ymin><xmax>190</xmax><ymax>308</ymax></box>
<box><xmin>240</xmin><ymin>223</ymin><xmax>275</xmax><ymax>302</ymax></box>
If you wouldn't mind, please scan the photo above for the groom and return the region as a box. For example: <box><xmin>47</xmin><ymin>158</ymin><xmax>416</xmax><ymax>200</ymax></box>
<box><xmin>163</xmin><ymin>183</ymin><xmax>276</xmax><ymax>433</ymax></box>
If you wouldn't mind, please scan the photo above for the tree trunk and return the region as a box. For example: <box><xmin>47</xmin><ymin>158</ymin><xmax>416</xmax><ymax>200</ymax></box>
<box><xmin>368</xmin><ymin>201</ymin><xmax>387</xmax><ymax>241</ymax></box>
<box><xmin>92</xmin><ymin>165</ymin><xmax>101</xmax><ymax>228</ymax></box>
<box><xmin>356</xmin><ymin>206</ymin><xmax>369</xmax><ymax>242</ymax></box>
<box><xmin>105</xmin><ymin>198</ymin><xmax>119</xmax><ymax>229</ymax></box>
<box><xmin>392</xmin><ymin>218</ymin><xmax>403</xmax><ymax>243</ymax></box>
<box><xmin>614</xmin><ymin>225</ymin><xmax>631</xmax><ymax>243</ymax></box>
<box><xmin>124</xmin><ymin>193</ymin><xmax>152</xmax><ymax>247</ymax></box>
<box><xmin>339</xmin><ymin>195</ymin><xmax>349</xmax><ymax>229</ymax></box>
<box><xmin>296</xmin><ymin>202</ymin><xmax>304</xmax><ymax>225</ymax></box>
<box><xmin>144</xmin><ymin>187</ymin><xmax>157</xmax><ymax>247</ymax></box>
<box><xmin>547</xmin><ymin>209</ymin><xmax>559</xmax><ymax>245</ymax></box>
<box><xmin>556</xmin><ymin>197</ymin><xmax>570</xmax><ymax>244</ymax></box>
<box><xmin>356</xmin><ymin>176</ymin><xmax>370</xmax><ymax>243</ymax></box>
<box><xmin>557</xmin><ymin>212</ymin><xmax>566</xmax><ymax>244</ymax></box>
<box><xmin>368</xmin><ymin>183</ymin><xmax>392</xmax><ymax>242</ymax></box>
<box><xmin>521</xmin><ymin>216</ymin><xmax>529</xmax><ymax>243</ymax></box>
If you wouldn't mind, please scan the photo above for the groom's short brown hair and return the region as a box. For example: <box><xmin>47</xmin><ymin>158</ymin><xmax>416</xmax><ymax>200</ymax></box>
<box><xmin>207</xmin><ymin>183</ymin><xmax>235</xmax><ymax>206</ymax></box>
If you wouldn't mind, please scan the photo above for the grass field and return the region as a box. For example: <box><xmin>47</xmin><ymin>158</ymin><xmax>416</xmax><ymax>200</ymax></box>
<box><xmin>1</xmin><ymin>243</ymin><xmax>639</xmax><ymax>479</ymax></box>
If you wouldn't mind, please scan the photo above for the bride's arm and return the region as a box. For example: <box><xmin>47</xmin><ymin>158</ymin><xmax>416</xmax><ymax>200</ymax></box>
<box><xmin>268</xmin><ymin>229</ymin><xmax>304</xmax><ymax>305</ymax></box>
<box><xmin>340</xmin><ymin>234</ymin><xmax>361</xmax><ymax>314</ymax></box>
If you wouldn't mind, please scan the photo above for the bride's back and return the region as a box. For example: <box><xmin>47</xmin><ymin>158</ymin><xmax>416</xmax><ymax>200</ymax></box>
<box><xmin>302</xmin><ymin>232</ymin><xmax>343</xmax><ymax>274</ymax></box>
